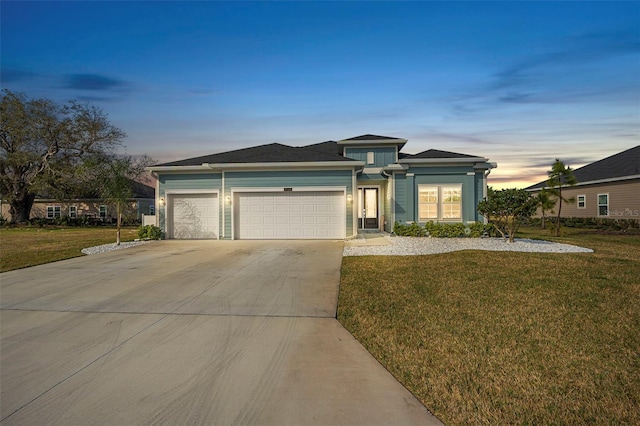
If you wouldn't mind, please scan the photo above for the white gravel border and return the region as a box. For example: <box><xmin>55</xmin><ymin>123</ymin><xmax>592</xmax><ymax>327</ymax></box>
<box><xmin>81</xmin><ymin>240</ymin><xmax>154</xmax><ymax>255</ymax></box>
<box><xmin>343</xmin><ymin>236</ymin><xmax>593</xmax><ymax>256</ymax></box>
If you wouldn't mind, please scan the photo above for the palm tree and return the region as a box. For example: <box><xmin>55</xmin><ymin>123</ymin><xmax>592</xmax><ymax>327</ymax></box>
<box><xmin>546</xmin><ymin>159</ymin><xmax>577</xmax><ymax>236</ymax></box>
<box><xmin>536</xmin><ymin>189</ymin><xmax>556</xmax><ymax>229</ymax></box>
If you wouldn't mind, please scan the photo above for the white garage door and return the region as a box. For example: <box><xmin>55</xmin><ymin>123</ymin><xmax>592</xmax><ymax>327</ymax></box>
<box><xmin>169</xmin><ymin>193</ymin><xmax>219</xmax><ymax>239</ymax></box>
<box><xmin>235</xmin><ymin>191</ymin><xmax>345</xmax><ymax>239</ymax></box>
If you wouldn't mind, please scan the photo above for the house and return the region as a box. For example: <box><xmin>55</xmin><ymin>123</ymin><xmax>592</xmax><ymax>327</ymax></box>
<box><xmin>1</xmin><ymin>181</ymin><xmax>156</xmax><ymax>223</ymax></box>
<box><xmin>525</xmin><ymin>145</ymin><xmax>640</xmax><ymax>219</ymax></box>
<box><xmin>146</xmin><ymin>134</ymin><xmax>496</xmax><ymax>239</ymax></box>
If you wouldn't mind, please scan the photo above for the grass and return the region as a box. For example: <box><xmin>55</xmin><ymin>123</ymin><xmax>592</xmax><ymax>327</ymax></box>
<box><xmin>0</xmin><ymin>226</ymin><xmax>138</xmax><ymax>272</ymax></box>
<box><xmin>338</xmin><ymin>227</ymin><xmax>640</xmax><ymax>425</ymax></box>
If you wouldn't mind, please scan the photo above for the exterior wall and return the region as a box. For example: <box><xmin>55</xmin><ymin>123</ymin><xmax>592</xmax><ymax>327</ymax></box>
<box><xmin>395</xmin><ymin>165</ymin><xmax>480</xmax><ymax>225</ymax></box>
<box><xmin>394</xmin><ymin>172</ymin><xmax>407</xmax><ymax>224</ymax></box>
<box><xmin>224</xmin><ymin>169</ymin><xmax>354</xmax><ymax>239</ymax></box>
<box><xmin>532</xmin><ymin>179</ymin><xmax>640</xmax><ymax>219</ymax></box>
<box><xmin>1</xmin><ymin>199</ymin><xmax>153</xmax><ymax>223</ymax></box>
<box><xmin>385</xmin><ymin>178</ymin><xmax>393</xmax><ymax>232</ymax></box>
<box><xmin>158</xmin><ymin>173</ymin><xmax>223</xmax><ymax>233</ymax></box>
<box><xmin>344</xmin><ymin>146</ymin><xmax>396</xmax><ymax>167</ymax></box>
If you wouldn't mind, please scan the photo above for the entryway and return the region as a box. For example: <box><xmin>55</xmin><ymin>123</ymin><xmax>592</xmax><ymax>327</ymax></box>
<box><xmin>357</xmin><ymin>187</ymin><xmax>379</xmax><ymax>229</ymax></box>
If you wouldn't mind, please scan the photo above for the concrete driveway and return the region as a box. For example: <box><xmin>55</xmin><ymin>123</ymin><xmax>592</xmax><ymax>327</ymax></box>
<box><xmin>1</xmin><ymin>240</ymin><xmax>441</xmax><ymax>425</ymax></box>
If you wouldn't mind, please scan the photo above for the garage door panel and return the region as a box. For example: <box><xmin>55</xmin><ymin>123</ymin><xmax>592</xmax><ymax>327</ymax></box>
<box><xmin>170</xmin><ymin>193</ymin><xmax>219</xmax><ymax>239</ymax></box>
<box><xmin>236</xmin><ymin>191</ymin><xmax>345</xmax><ymax>239</ymax></box>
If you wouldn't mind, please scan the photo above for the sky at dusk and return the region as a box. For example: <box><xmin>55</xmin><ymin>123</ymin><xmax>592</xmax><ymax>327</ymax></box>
<box><xmin>2</xmin><ymin>1</ymin><xmax>639</xmax><ymax>188</ymax></box>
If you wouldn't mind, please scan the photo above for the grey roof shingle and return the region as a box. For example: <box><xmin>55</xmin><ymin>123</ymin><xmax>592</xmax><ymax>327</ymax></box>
<box><xmin>340</xmin><ymin>134</ymin><xmax>403</xmax><ymax>141</ymax></box>
<box><xmin>403</xmin><ymin>149</ymin><xmax>481</xmax><ymax>159</ymax></box>
<box><xmin>526</xmin><ymin>145</ymin><xmax>640</xmax><ymax>190</ymax></box>
<box><xmin>303</xmin><ymin>141</ymin><xmax>342</xmax><ymax>156</ymax></box>
<box><xmin>155</xmin><ymin>142</ymin><xmax>354</xmax><ymax>167</ymax></box>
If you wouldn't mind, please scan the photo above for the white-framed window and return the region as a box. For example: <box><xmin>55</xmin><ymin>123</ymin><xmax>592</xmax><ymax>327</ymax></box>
<box><xmin>69</xmin><ymin>206</ymin><xmax>78</xmax><ymax>218</ymax></box>
<box><xmin>149</xmin><ymin>205</ymin><xmax>155</xmax><ymax>215</ymax></box>
<box><xmin>367</xmin><ymin>151</ymin><xmax>375</xmax><ymax>165</ymax></box>
<box><xmin>418</xmin><ymin>184</ymin><xmax>462</xmax><ymax>221</ymax></box>
<box><xmin>597</xmin><ymin>194</ymin><xmax>609</xmax><ymax>216</ymax></box>
<box><xmin>577</xmin><ymin>195</ymin><xmax>586</xmax><ymax>209</ymax></box>
<box><xmin>99</xmin><ymin>205</ymin><xmax>107</xmax><ymax>219</ymax></box>
<box><xmin>47</xmin><ymin>206</ymin><xmax>61</xmax><ymax>219</ymax></box>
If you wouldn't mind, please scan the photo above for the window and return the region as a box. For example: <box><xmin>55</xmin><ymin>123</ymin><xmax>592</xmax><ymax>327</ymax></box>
<box><xmin>367</xmin><ymin>151</ymin><xmax>375</xmax><ymax>165</ymax></box>
<box><xmin>418</xmin><ymin>185</ymin><xmax>462</xmax><ymax>221</ymax></box>
<box><xmin>577</xmin><ymin>195</ymin><xmax>586</xmax><ymax>209</ymax></box>
<box><xmin>47</xmin><ymin>206</ymin><xmax>61</xmax><ymax>219</ymax></box>
<box><xmin>149</xmin><ymin>205</ymin><xmax>155</xmax><ymax>215</ymax></box>
<box><xmin>598</xmin><ymin>194</ymin><xmax>609</xmax><ymax>216</ymax></box>
<box><xmin>99</xmin><ymin>205</ymin><xmax>107</xmax><ymax>219</ymax></box>
<box><xmin>69</xmin><ymin>206</ymin><xmax>78</xmax><ymax>218</ymax></box>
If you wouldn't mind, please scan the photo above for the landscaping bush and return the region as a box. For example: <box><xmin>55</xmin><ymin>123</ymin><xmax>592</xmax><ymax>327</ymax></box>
<box><xmin>137</xmin><ymin>224</ymin><xmax>162</xmax><ymax>240</ymax></box>
<box><xmin>393</xmin><ymin>221</ymin><xmax>495</xmax><ymax>238</ymax></box>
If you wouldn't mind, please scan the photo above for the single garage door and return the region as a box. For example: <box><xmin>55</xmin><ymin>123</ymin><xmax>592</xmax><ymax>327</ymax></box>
<box><xmin>235</xmin><ymin>191</ymin><xmax>345</xmax><ymax>239</ymax></box>
<box><xmin>169</xmin><ymin>193</ymin><xmax>219</xmax><ymax>239</ymax></box>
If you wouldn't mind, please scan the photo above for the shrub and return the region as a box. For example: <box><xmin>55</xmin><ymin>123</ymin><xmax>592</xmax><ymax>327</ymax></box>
<box><xmin>393</xmin><ymin>221</ymin><xmax>427</xmax><ymax>237</ymax></box>
<box><xmin>137</xmin><ymin>224</ymin><xmax>162</xmax><ymax>240</ymax></box>
<box><xmin>425</xmin><ymin>221</ymin><xmax>466</xmax><ymax>237</ymax></box>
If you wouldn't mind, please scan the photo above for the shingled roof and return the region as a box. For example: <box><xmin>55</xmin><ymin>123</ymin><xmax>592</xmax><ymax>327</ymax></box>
<box><xmin>526</xmin><ymin>145</ymin><xmax>640</xmax><ymax>190</ymax></box>
<box><xmin>155</xmin><ymin>142</ymin><xmax>354</xmax><ymax>166</ymax></box>
<box><xmin>404</xmin><ymin>149</ymin><xmax>482</xmax><ymax>159</ymax></box>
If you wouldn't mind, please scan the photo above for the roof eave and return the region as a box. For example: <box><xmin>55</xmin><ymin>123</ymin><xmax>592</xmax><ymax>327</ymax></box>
<box><xmin>147</xmin><ymin>161</ymin><xmax>365</xmax><ymax>172</ymax></box>
<box><xmin>399</xmin><ymin>157</ymin><xmax>489</xmax><ymax>164</ymax></box>
<box><xmin>526</xmin><ymin>174</ymin><xmax>640</xmax><ymax>191</ymax></box>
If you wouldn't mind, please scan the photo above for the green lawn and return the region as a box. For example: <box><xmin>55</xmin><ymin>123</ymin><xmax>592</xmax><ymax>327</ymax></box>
<box><xmin>0</xmin><ymin>227</ymin><xmax>138</xmax><ymax>272</ymax></box>
<box><xmin>338</xmin><ymin>227</ymin><xmax>640</xmax><ymax>425</ymax></box>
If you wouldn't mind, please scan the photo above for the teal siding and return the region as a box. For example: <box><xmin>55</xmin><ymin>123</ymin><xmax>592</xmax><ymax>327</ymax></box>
<box><xmin>224</xmin><ymin>170</ymin><xmax>353</xmax><ymax>239</ymax></box>
<box><xmin>384</xmin><ymin>180</ymin><xmax>392</xmax><ymax>232</ymax></box>
<box><xmin>158</xmin><ymin>173</ymin><xmax>222</xmax><ymax>232</ymax></box>
<box><xmin>475</xmin><ymin>172</ymin><xmax>485</xmax><ymax>222</ymax></box>
<box><xmin>394</xmin><ymin>173</ymin><xmax>407</xmax><ymax>224</ymax></box>
<box><xmin>345</xmin><ymin>147</ymin><xmax>396</xmax><ymax>167</ymax></box>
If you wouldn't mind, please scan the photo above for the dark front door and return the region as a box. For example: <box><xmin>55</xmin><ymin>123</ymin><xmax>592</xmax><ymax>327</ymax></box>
<box><xmin>358</xmin><ymin>188</ymin><xmax>378</xmax><ymax>229</ymax></box>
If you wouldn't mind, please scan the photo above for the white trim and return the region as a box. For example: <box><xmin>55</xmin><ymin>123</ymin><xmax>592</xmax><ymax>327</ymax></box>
<box><xmin>230</xmin><ymin>187</ymin><xmax>347</xmax><ymax>240</ymax></box>
<box><xmin>164</xmin><ymin>189</ymin><xmax>219</xmax><ymax>195</ymax></box>
<box><xmin>400</xmin><ymin>157</ymin><xmax>488</xmax><ymax>164</ymax></box>
<box><xmin>367</xmin><ymin>151</ymin><xmax>375</xmax><ymax>165</ymax></box>
<box><xmin>577</xmin><ymin>194</ymin><xmax>586</xmax><ymax>209</ymax></box>
<box><xmin>148</xmin><ymin>161</ymin><xmax>364</xmax><ymax>173</ymax></box>
<box><xmin>337</xmin><ymin>138</ymin><xmax>407</xmax><ymax>146</ymax></box>
<box><xmin>155</xmin><ymin>177</ymin><xmax>160</xmax><ymax>227</ymax></box>
<box><xmin>69</xmin><ymin>205</ymin><xmax>77</xmax><ymax>219</ymax></box>
<box><xmin>417</xmin><ymin>184</ymin><xmax>463</xmax><ymax>222</ymax></box>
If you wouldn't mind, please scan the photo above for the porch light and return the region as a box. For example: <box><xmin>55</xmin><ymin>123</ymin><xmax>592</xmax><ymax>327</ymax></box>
<box><xmin>225</xmin><ymin>195</ymin><xmax>232</xmax><ymax>205</ymax></box>
<box><xmin>159</xmin><ymin>197</ymin><xmax>165</xmax><ymax>206</ymax></box>
<box><xmin>347</xmin><ymin>194</ymin><xmax>353</xmax><ymax>204</ymax></box>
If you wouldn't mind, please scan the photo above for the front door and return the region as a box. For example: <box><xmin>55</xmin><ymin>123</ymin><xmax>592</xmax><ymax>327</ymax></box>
<box><xmin>358</xmin><ymin>187</ymin><xmax>378</xmax><ymax>229</ymax></box>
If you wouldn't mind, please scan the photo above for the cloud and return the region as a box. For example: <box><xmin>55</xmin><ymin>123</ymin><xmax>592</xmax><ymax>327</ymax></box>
<box><xmin>64</xmin><ymin>74</ymin><xmax>128</xmax><ymax>91</ymax></box>
<box><xmin>0</xmin><ymin>66</ymin><xmax>37</xmax><ymax>83</ymax></box>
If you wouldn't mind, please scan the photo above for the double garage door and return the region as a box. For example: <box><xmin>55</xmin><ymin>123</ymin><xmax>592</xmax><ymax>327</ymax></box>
<box><xmin>235</xmin><ymin>191</ymin><xmax>345</xmax><ymax>239</ymax></box>
<box><xmin>168</xmin><ymin>191</ymin><xmax>345</xmax><ymax>239</ymax></box>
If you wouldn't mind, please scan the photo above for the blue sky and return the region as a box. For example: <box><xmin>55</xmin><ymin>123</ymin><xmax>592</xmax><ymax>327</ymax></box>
<box><xmin>2</xmin><ymin>1</ymin><xmax>639</xmax><ymax>188</ymax></box>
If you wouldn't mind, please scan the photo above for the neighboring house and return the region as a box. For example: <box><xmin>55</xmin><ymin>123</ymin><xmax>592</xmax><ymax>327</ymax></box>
<box><xmin>147</xmin><ymin>134</ymin><xmax>496</xmax><ymax>240</ymax></box>
<box><xmin>525</xmin><ymin>145</ymin><xmax>640</xmax><ymax>219</ymax></box>
<box><xmin>1</xmin><ymin>181</ymin><xmax>155</xmax><ymax>223</ymax></box>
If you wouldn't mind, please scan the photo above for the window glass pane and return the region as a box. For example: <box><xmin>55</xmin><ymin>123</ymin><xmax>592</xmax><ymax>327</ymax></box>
<box><xmin>419</xmin><ymin>188</ymin><xmax>437</xmax><ymax>203</ymax></box>
<box><xmin>442</xmin><ymin>187</ymin><xmax>461</xmax><ymax>202</ymax></box>
<box><xmin>443</xmin><ymin>204</ymin><xmax>461</xmax><ymax>219</ymax></box>
<box><xmin>599</xmin><ymin>206</ymin><xmax>608</xmax><ymax>216</ymax></box>
<box><xmin>598</xmin><ymin>194</ymin><xmax>608</xmax><ymax>205</ymax></box>
<box><xmin>419</xmin><ymin>205</ymin><xmax>437</xmax><ymax>220</ymax></box>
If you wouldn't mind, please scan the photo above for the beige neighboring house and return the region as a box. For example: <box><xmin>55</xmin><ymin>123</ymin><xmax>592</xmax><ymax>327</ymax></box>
<box><xmin>1</xmin><ymin>181</ymin><xmax>155</xmax><ymax>223</ymax></box>
<box><xmin>526</xmin><ymin>146</ymin><xmax>639</xmax><ymax>219</ymax></box>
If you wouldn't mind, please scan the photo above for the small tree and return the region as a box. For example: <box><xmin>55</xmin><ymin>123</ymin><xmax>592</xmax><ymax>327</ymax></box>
<box><xmin>99</xmin><ymin>155</ymin><xmax>154</xmax><ymax>245</ymax></box>
<box><xmin>536</xmin><ymin>189</ymin><xmax>556</xmax><ymax>229</ymax></box>
<box><xmin>478</xmin><ymin>188</ymin><xmax>538</xmax><ymax>243</ymax></box>
<box><xmin>546</xmin><ymin>159</ymin><xmax>577</xmax><ymax>236</ymax></box>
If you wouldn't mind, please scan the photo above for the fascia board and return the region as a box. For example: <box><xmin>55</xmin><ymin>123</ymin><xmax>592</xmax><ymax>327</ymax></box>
<box><xmin>148</xmin><ymin>161</ymin><xmax>364</xmax><ymax>173</ymax></box>
<box><xmin>337</xmin><ymin>138</ymin><xmax>407</xmax><ymax>145</ymax></box>
<box><xmin>399</xmin><ymin>157</ymin><xmax>488</xmax><ymax>164</ymax></box>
